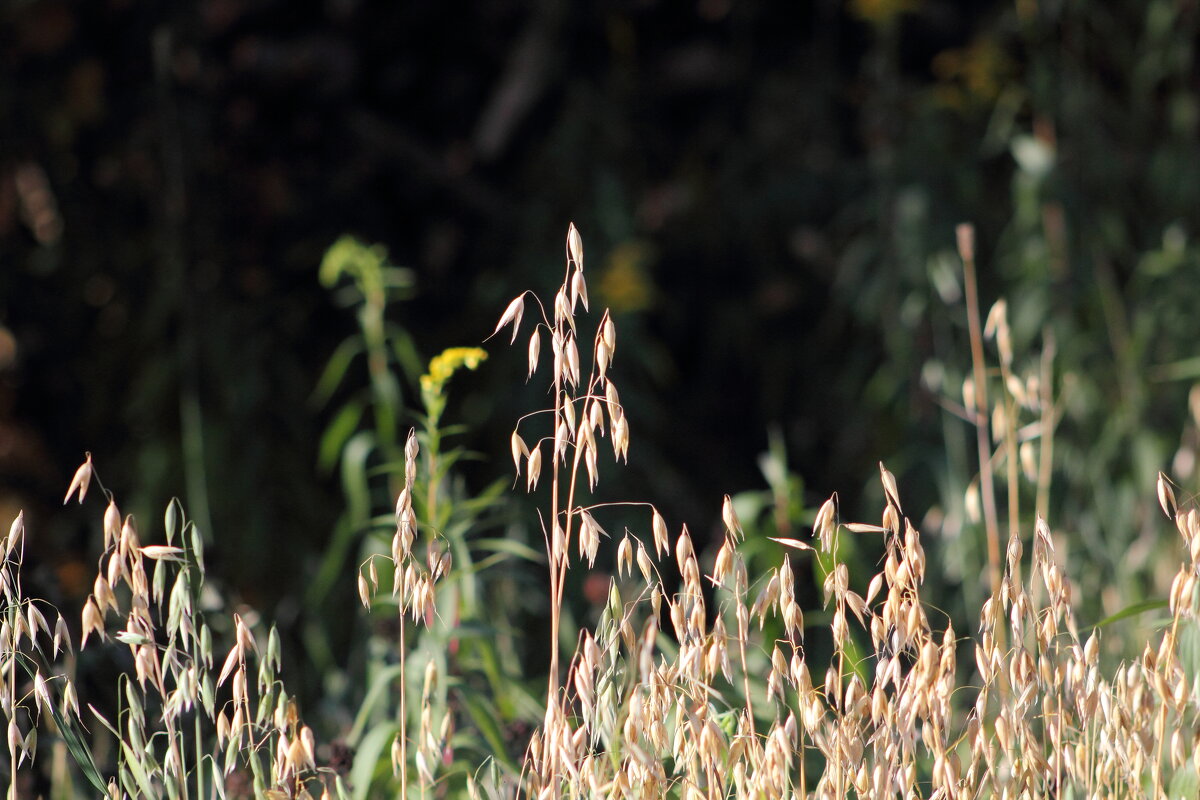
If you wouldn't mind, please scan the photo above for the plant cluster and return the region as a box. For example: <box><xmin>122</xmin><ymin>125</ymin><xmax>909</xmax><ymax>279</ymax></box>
<box><xmin>478</xmin><ymin>225</ymin><xmax>1200</xmax><ymax>800</ymax></box>
<box><xmin>1</xmin><ymin>226</ymin><xmax>1198</xmax><ymax>799</ymax></box>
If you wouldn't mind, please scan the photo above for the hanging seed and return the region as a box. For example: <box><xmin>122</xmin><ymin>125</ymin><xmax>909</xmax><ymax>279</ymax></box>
<box><xmin>527</xmin><ymin>329</ymin><xmax>541</xmax><ymax>378</ymax></box>
<box><xmin>492</xmin><ymin>296</ymin><xmax>525</xmax><ymax>344</ymax></box>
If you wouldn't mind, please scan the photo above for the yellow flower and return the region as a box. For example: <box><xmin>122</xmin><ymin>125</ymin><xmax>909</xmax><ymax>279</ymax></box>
<box><xmin>420</xmin><ymin>347</ymin><xmax>488</xmax><ymax>395</ymax></box>
<box><xmin>598</xmin><ymin>240</ymin><xmax>655</xmax><ymax>313</ymax></box>
<box><xmin>931</xmin><ymin>37</ymin><xmax>1012</xmax><ymax>109</ymax></box>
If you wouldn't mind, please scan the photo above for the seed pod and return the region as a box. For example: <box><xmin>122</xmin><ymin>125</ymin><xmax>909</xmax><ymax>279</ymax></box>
<box><xmin>613</xmin><ymin>413</ymin><xmax>629</xmax><ymax>462</ymax></box>
<box><xmin>527</xmin><ymin>446</ymin><xmax>542</xmax><ymax>491</ymax></box>
<box><xmin>1158</xmin><ymin>472</ymin><xmax>1177</xmax><ymax>519</ymax></box>
<box><xmin>492</xmin><ymin>296</ymin><xmax>525</xmax><ymax>343</ymax></box>
<box><xmin>527</xmin><ymin>329</ymin><xmax>541</xmax><ymax>378</ymax></box>
<box><xmin>652</xmin><ymin>509</ymin><xmax>669</xmax><ymax>557</ymax></box>
<box><xmin>571</xmin><ymin>269</ymin><xmax>589</xmax><ymax>312</ymax></box>
<box><xmin>104</xmin><ymin>501</ymin><xmax>121</xmax><ymax>550</ymax></box>
<box><xmin>721</xmin><ymin>494</ymin><xmax>743</xmax><ymax>541</ymax></box>
<box><xmin>567</xmin><ymin>222</ymin><xmax>583</xmax><ymax>270</ymax></box>
<box><xmin>64</xmin><ymin>454</ymin><xmax>94</xmax><ymax>505</ymax></box>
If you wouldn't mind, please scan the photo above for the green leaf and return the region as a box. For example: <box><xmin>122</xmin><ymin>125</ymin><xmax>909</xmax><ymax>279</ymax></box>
<box><xmin>351</xmin><ymin>722</ymin><xmax>400</xmax><ymax>800</ymax></box>
<box><xmin>1178</xmin><ymin>618</ymin><xmax>1200</xmax><ymax>697</ymax></box>
<box><xmin>313</xmin><ymin>338</ymin><xmax>365</xmax><ymax>406</ymax></box>
<box><xmin>456</xmin><ymin>690</ymin><xmax>516</xmax><ymax>770</ymax></box>
<box><xmin>1088</xmin><ymin>599</ymin><xmax>1169</xmax><ymax>630</ymax></box>
<box><xmin>1168</xmin><ymin>764</ymin><xmax>1199</xmax><ymax>800</ymax></box>
<box><xmin>319</xmin><ymin>400</ymin><xmax>365</xmax><ymax>473</ymax></box>
<box><xmin>306</xmin><ymin>515</ymin><xmax>361</xmax><ymax>607</ymax></box>
<box><xmin>381</xmin><ymin>266</ymin><xmax>415</xmax><ymax>290</ymax></box>
<box><xmin>387</xmin><ymin>325</ymin><xmax>424</xmax><ymax>389</ymax></box>
<box><xmin>88</xmin><ymin>704</ymin><xmax>120</xmax><ymax>738</ymax></box>
<box><xmin>341</xmin><ymin>431</ymin><xmax>376</xmax><ymax>527</ymax></box>
<box><xmin>121</xmin><ymin>740</ymin><xmax>157</xmax><ymax>798</ymax></box>
<box><xmin>10</xmin><ymin>655</ymin><xmax>107</xmax><ymax>795</ymax></box>
<box><xmin>348</xmin><ymin>664</ymin><xmax>405</xmax><ymax>746</ymax></box>
<box><xmin>471</xmin><ymin>537</ymin><xmax>545</xmax><ymax>564</ymax></box>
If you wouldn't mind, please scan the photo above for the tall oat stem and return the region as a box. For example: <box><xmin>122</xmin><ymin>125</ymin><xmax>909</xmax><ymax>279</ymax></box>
<box><xmin>957</xmin><ymin>224</ymin><xmax>1003</xmax><ymax>608</ymax></box>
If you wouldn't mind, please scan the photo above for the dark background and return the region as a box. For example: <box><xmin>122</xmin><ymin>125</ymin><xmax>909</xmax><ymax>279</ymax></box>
<box><xmin>3</xmin><ymin>0</ymin><xmax>1200</xmax><ymax>675</ymax></box>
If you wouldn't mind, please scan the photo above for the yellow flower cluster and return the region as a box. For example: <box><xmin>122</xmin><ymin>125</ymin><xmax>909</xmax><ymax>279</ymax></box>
<box><xmin>420</xmin><ymin>347</ymin><xmax>488</xmax><ymax>395</ymax></box>
<box><xmin>932</xmin><ymin>37</ymin><xmax>1012</xmax><ymax>109</ymax></box>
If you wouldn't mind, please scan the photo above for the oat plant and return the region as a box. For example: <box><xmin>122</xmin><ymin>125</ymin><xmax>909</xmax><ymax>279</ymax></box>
<box><xmin>319</xmin><ymin>237</ymin><xmax>543</xmax><ymax>798</ymax></box>
<box><xmin>7</xmin><ymin>224</ymin><xmax>1200</xmax><ymax>800</ymax></box>
<box><xmin>482</xmin><ymin>224</ymin><xmax>1200</xmax><ymax>799</ymax></box>
<box><xmin>0</xmin><ymin>507</ymin><xmax>105</xmax><ymax>799</ymax></box>
<box><xmin>67</xmin><ymin>455</ymin><xmax>334</xmax><ymax>800</ymax></box>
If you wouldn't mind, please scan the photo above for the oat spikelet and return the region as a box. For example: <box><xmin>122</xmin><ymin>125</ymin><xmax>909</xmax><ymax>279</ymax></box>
<box><xmin>528</xmin><ymin>328</ymin><xmax>541</xmax><ymax>378</ymax></box>
<box><xmin>652</xmin><ymin>509</ymin><xmax>669</xmax><ymax>557</ymax></box>
<box><xmin>527</xmin><ymin>445</ymin><xmax>542</xmax><ymax>491</ymax></box>
<box><xmin>64</xmin><ymin>453</ymin><xmax>94</xmax><ymax>505</ymax></box>
<box><xmin>511</xmin><ymin>431</ymin><xmax>529</xmax><ymax>476</ymax></box>
<box><xmin>1157</xmin><ymin>472</ymin><xmax>1176</xmax><ymax>519</ymax></box>
<box><xmin>879</xmin><ymin>462</ymin><xmax>901</xmax><ymax>513</ymax></box>
<box><xmin>567</xmin><ymin>222</ymin><xmax>583</xmax><ymax>270</ymax></box>
<box><xmin>722</xmin><ymin>494</ymin><xmax>743</xmax><ymax>541</ymax></box>
<box><xmin>492</xmin><ymin>295</ymin><xmax>525</xmax><ymax>344</ymax></box>
<box><xmin>5</xmin><ymin>511</ymin><xmax>23</xmax><ymax>557</ymax></box>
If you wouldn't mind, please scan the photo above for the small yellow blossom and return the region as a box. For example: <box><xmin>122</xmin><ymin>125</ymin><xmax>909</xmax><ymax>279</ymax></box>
<box><xmin>420</xmin><ymin>347</ymin><xmax>488</xmax><ymax>395</ymax></box>
<box><xmin>598</xmin><ymin>240</ymin><xmax>655</xmax><ymax>313</ymax></box>
<box><xmin>931</xmin><ymin>37</ymin><xmax>1012</xmax><ymax>109</ymax></box>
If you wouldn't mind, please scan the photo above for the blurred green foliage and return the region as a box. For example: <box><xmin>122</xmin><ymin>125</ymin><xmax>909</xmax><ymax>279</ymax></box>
<box><xmin>312</xmin><ymin>237</ymin><xmax>543</xmax><ymax>794</ymax></box>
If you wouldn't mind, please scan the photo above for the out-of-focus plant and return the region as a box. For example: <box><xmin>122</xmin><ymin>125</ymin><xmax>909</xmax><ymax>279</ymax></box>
<box><xmin>815</xmin><ymin>1</ymin><xmax>1200</xmax><ymax>661</ymax></box>
<box><xmin>314</xmin><ymin>238</ymin><xmax>543</xmax><ymax>799</ymax></box>
<box><xmin>312</xmin><ymin>236</ymin><xmax>420</xmax><ymax>603</ymax></box>
<box><xmin>482</xmin><ymin>224</ymin><xmax>1200</xmax><ymax>800</ymax></box>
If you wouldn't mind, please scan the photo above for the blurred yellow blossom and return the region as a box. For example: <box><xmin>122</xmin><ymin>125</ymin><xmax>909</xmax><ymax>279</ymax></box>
<box><xmin>598</xmin><ymin>240</ymin><xmax>655</xmax><ymax>313</ymax></box>
<box><xmin>932</xmin><ymin>37</ymin><xmax>1013</xmax><ymax>109</ymax></box>
<box><xmin>421</xmin><ymin>347</ymin><xmax>488</xmax><ymax>395</ymax></box>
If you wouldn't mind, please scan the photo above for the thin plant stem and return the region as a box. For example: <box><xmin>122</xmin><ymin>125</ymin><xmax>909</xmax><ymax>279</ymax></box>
<box><xmin>958</xmin><ymin>225</ymin><xmax>1003</xmax><ymax>612</ymax></box>
<box><xmin>1036</xmin><ymin>329</ymin><xmax>1056</xmax><ymax>520</ymax></box>
<box><xmin>399</xmin><ymin>613</ymin><xmax>408</xmax><ymax>800</ymax></box>
<box><xmin>1001</xmin><ymin>361</ymin><xmax>1021</xmax><ymax>587</ymax></box>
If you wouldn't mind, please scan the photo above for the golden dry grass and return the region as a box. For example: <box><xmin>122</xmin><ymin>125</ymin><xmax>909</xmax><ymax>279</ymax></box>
<box><xmin>479</xmin><ymin>224</ymin><xmax>1200</xmax><ymax>800</ymax></box>
<box><xmin>2</xmin><ymin>224</ymin><xmax>1198</xmax><ymax>799</ymax></box>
